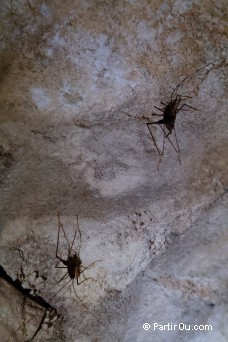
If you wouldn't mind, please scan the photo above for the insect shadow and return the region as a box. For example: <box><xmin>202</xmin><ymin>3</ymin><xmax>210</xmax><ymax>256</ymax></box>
<box><xmin>146</xmin><ymin>60</ymin><xmax>222</xmax><ymax>169</ymax></box>
<box><xmin>52</xmin><ymin>213</ymin><xmax>99</xmax><ymax>300</ymax></box>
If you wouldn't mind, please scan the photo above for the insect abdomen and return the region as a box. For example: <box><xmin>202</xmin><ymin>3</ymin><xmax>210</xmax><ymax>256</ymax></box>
<box><xmin>67</xmin><ymin>255</ymin><xmax>82</xmax><ymax>279</ymax></box>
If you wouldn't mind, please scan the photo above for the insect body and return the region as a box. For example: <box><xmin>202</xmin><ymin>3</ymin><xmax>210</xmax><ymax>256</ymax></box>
<box><xmin>53</xmin><ymin>213</ymin><xmax>96</xmax><ymax>298</ymax></box>
<box><xmin>54</xmin><ymin>214</ymin><xmax>120</xmax><ymax>341</ymax></box>
<box><xmin>147</xmin><ymin>98</ymin><xmax>180</xmax><ymax>169</ymax></box>
<box><xmin>147</xmin><ymin>95</ymin><xmax>197</xmax><ymax>168</ymax></box>
<box><xmin>147</xmin><ymin>59</ymin><xmax>222</xmax><ymax>169</ymax></box>
<box><xmin>59</xmin><ymin>252</ymin><xmax>82</xmax><ymax>282</ymax></box>
<box><xmin>153</xmin><ymin>97</ymin><xmax>181</xmax><ymax>134</ymax></box>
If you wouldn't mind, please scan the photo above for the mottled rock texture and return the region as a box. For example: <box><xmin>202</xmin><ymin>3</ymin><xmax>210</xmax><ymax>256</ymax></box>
<box><xmin>0</xmin><ymin>0</ymin><xmax>227</xmax><ymax>341</ymax></box>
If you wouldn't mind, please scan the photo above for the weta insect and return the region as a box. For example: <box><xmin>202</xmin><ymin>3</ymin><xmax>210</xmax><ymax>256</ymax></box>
<box><xmin>53</xmin><ymin>214</ymin><xmax>120</xmax><ymax>341</ymax></box>
<box><xmin>146</xmin><ymin>59</ymin><xmax>222</xmax><ymax>169</ymax></box>
<box><xmin>52</xmin><ymin>213</ymin><xmax>97</xmax><ymax>299</ymax></box>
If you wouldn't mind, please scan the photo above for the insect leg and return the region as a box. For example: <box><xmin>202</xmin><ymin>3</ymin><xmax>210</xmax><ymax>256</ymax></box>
<box><xmin>76</xmin><ymin>215</ymin><xmax>82</xmax><ymax>254</ymax></box>
<box><xmin>154</xmin><ymin>106</ymin><xmax>164</xmax><ymax>112</ymax></box>
<box><xmin>55</xmin><ymin>263</ymin><xmax>67</xmax><ymax>269</ymax></box>
<box><xmin>51</xmin><ymin>278</ymin><xmax>72</xmax><ymax>300</ymax></box>
<box><xmin>77</xmin><ymin>276</ymin><xmax>95</xmax><ymax>285</ymax></box>
<box><xmin>57</xmin><ymin>272</ymin><xmax>69</xmax><ymax>284</ymax></box>
<box><xmin>156</xmin><ymin>124</ymin><xmax>166</xmax><ymax>170</ymax></box>
<box><xmin>56</xmin><ymin>214</ymin><xmax>66</xmax><ymax>263</ymax></box>
<box><xmin>179</xmin><ymin>103</ymin><xmax>199</xmax><ymax>111</ymax></box>
<box><xmin>77</xmin><ymin>261</ymin><xmax>102</xmax><ymax>285</ymax></box>
<box><xmin>173</xmin><ymin>127</ymin><xmax>181</xmax><ymax>165</ymax></box>
<box><xmin>159</xmin><ymin>125</ymin><xmax>181</xmax><ymax>165</ymax></box>
<box><xmin>80</xmin><ymin>260</ymin><xmax>102</xmax><ymax>274</ymax></box>
<box><xmin>69</xmin><ymin>215</ymin><xmax>80</xmax><ymax>254</ymax></box>
<box><xmin>167</xmin><ymin>135</ymin><xmax>181</xmax><ymax>164</ymax></box>
<box><xmin>72</xmin><ymin>279</ymin><xmax>90</xmax><ymax>306</ymax></box>
<box><xmin>173</xmin><ymin>127</ymin><xmax>180</xmax><ymax>154</ymax></box>
<box><xmin>57</xmin><ymin>213</ymin><xmax>71</xmax><ymax>255</ymax></box>
<box><xmin>55</xmin><ymin>257</ymin><xmax>68</xmax><ymax>268</ymax></box>
<box><xmin>147</xmin><ymin>123</ymin><xmax>162</xmax><ymax>157</ymax></box>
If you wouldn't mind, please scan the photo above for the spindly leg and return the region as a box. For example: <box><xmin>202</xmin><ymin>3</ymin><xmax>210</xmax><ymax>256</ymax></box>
<box><xmin>57</xmin><ymin>272</ymin><xmax>69</xmax><ymax>283</ymax></box>
<box><xmin>69</xmin><ymin>215</ymin><xmax>79</xmax><ymax>254</ymax></box>
<box><xmin>77</xmin><ymin>275</ymin><xmax>95</xmax><ymax>285</ymax></box>
<box><xmin>159</xmin><ymin>125</ymin><xmax>177</xmax><ymax>154</ymax></box>
<box><xmin>76</xmin><ymin>261</ymin><xmax>102</xmax><ymax>284</ymax></box>
<box><xmin>56</xmin><ymin>213</ymin><xmax>61</xmax><ymax>259</ymax></box>
<box><xmin>80</xmin><ymin>260</ymin><xmax>102</xmax><ymax>274</ymax></box>
<box><xmin>159</xmin><ymin>125</ymin><xmax>181</xmax><ymax>165</ymax></box>
<box><xmin>154</xmin><ymin>106</ymin><xmax>163</xmax><ymax>112</ymax></box>
<box><xmin>55</xmin><ymin>256</ymin><xmax>67</xmax><ymax>268</ymax></box>
<box><xmin>72</xmin><ymin>280</ymin><xmax>89</xmax><ymax>304</ymax></box>
<box><xmin>174</xmin><ymin>127</ymin><xmax>180</xmax><ymax>154</ymax></box>
<box><xmin>55</xmin><ymin>262</ymin><xmax>67</xmax><ymax>269</ymax></box>
<box><xmin>157</xmin><ymin>124</ymin><xmax>166</xmax><ymax>170</ymax></box>
<box><xmin>75</xmin><ymin>215</ymin><xmax>82</xmax><ymax>254</ymax></box>
<box><xmin>179</xmin><ymin>103</ymin><xmax>199</xmax><ymax>111</ymax></box>
<box><xmin>173</xmin><ymin>128</ymin><xmax>181</xmax><ymax>165</ymax></box>
<box><xmin>57</xmin><ymin>213</ymin><xmax>71</xmax><ymax>255</ymax></box>
<box><xmin>51</xmin><ymin>278</ymin><xmax>72</xmax><ymax>300</ymax></box>
<box><xmin>147</xmin><ymin>122</ymin><xmax>162</xmax><ymax>157</ymax></box>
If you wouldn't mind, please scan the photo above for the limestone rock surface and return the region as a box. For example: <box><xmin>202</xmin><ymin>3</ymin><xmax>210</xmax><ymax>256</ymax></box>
<box><xmin>0</xmin><ymin>1</ymin><xmax>227</xmax><ymax>341</ymax></box>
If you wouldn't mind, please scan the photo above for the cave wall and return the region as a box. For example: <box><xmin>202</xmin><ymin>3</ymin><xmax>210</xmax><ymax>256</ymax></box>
<box><xmin>0</xmin><ymin>1</ymin><xmax>227</xmax><ymax>341</ymax></box>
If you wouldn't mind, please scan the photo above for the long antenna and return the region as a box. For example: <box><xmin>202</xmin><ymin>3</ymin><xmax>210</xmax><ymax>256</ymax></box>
<box><xmin>171</xmin><ymin>58</ymin><xmax>224</xmax><ymax>99</ymax></box>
